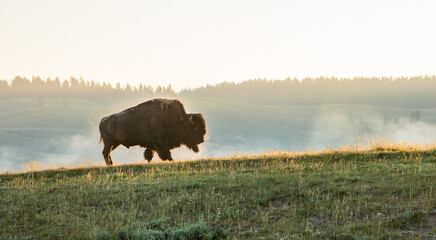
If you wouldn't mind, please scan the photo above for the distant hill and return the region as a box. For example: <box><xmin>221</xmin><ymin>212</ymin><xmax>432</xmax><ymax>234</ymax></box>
<box><xmin>180</xmin><ymin>76</ymin><xmax>436</xmax><ymax>108</ymax></box>
<box><xmin>2</xmin><ymin>97</ymin><xmax>436</xmax><ymax>172</ymax></box>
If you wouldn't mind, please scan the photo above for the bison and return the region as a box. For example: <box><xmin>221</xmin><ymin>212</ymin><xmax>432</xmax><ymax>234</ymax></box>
<box><xmin>99</xmin><ymin>98</ymin><xmax>206</xmax><ymax>165</ymax></box>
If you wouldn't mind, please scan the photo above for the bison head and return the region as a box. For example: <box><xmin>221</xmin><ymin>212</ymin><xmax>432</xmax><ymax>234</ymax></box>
<box><xmin>184</xmin><ymin>113</ymin><xmax>206</xmax><ymax>152</ymax></box>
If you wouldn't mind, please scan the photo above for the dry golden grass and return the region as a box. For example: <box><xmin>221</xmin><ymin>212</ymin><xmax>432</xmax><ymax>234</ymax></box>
<box><xmin>2</xmin><ymin>137</ymin><xmax>435</xmax><ymax>175</ymax></box>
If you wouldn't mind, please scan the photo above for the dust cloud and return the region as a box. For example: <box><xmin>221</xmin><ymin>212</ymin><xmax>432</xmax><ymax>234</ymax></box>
<box><xmin>0</xmin><ymin>146</ymin><xmax>19</xmax><ymax>172</ymax></box>
<box><xmin>309</xmin><ymin>106</ymin><xmax>436</xmax><ymax>150</ymax></box>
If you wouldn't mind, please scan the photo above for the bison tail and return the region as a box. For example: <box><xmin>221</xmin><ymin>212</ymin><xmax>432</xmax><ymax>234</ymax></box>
<box><xmin>99</xmin><ymin>117</ymin><xmax>106</xmax><ymax>144</ymax></box>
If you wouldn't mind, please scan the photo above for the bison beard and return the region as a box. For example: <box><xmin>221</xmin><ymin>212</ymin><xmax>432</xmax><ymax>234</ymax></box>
<box><xmin>99</xmin><ymin>98</ymin><xmax>206</xmax><ymax>165</ymax></box>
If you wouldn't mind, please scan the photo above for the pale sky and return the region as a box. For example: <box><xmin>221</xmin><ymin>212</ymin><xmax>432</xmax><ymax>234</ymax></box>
<box><xmin>1</xmin><ymin>0</ymin><xmax>435</xmax><ymax>91</ymax></box>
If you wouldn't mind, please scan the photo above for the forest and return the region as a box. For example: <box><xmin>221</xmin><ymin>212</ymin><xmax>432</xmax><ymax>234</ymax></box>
<box><xmin>1</xmin><ymin>75</ymin><xmax>436</xmax><ymax>107</ymax></box>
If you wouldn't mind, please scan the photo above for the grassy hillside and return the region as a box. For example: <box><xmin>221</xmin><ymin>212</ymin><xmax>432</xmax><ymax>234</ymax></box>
<box><xmin>0</xmin><ymin>148</ymin><xmax>435</xmax><ymax>239</ymax></box>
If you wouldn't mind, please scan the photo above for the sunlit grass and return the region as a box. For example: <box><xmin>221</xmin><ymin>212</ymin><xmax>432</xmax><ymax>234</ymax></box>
<box><xmin>18</xmin><ymin>158</ymin><xmax>105</xmax><ymax>174</ymax></box>
<box><xmin>0</xmin><ymin>140</ymin><xmax>435</xmax><ymax>239</ymax></box>
<box><xmin>1</xmin><ymin>137</ymin><xmax>436</xmax><ymax>175</ymax></box>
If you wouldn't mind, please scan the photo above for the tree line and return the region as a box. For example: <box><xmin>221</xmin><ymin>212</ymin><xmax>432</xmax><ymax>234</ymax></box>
<box><xmin>0</xmin><ymin>76</ymin><xmax>175</xmax><ymax>104</ymax></box>
<box><xmin>1</xmin><ymin>75</ymin><xmax>436</xmax><ymax>107</ymax></box>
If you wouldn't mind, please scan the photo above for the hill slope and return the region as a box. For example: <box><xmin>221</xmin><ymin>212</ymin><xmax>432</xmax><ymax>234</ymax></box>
<box><xmin>1</xmin><ymin>149</ymin><xmax>435</xmax><ymax>239</ymax></box>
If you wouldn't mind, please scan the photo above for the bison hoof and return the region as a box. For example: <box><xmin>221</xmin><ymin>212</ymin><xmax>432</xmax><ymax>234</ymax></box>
<box><xmin>192</xmin><ymin>145</ymin><xmax>199</xmax><ymax>153</ymax></box>
<box><xmin>144</xmin><ymin>149</ymin><xmax>154</xmax><ymax>162</ymax></box>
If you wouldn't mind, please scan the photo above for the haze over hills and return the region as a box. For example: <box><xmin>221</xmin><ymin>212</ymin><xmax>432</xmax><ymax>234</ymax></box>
<box><xmin>2</xmin><ymin>93</ymin><xmax>436</xmax><ymax>172</ymax></box>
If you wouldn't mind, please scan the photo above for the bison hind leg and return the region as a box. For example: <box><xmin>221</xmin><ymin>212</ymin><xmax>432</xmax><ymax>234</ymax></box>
<box><xmin>144</xmin><ymin>148</ymin><xmax>155</xmax><ymax>162</ymax></box>
<box><xmin>156</xmin><ymin>148</ymin><xmax>173</xmax><ymax>161</ymax></box>
<box><xmin>102</xmin><ymin>144</ymin><xmax>113</xmax><ymax>166</ymax></box>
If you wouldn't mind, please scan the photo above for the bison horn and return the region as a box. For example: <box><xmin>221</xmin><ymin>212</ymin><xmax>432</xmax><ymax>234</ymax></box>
<box><xmin>189</xmin><ymin>115</ymin><xmax>194</xmax><ymax>125</ymax></box>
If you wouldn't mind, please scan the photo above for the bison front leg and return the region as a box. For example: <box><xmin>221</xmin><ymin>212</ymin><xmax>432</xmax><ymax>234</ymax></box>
<box><xmin>156</xmin><ymin>148</ymin><xmax>173</xmax><ymax>161</ymax></box>
<box><xmin>143</xmin><ymin>148</ymin><xmax>154</xmax><ymax>162</ymax></box>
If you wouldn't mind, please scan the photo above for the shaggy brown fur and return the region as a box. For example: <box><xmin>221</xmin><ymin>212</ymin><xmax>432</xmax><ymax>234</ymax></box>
<box><xmin>99</xmin><ymin>98</ymin><xmax>206</xmax><ymax>165</ymax></box>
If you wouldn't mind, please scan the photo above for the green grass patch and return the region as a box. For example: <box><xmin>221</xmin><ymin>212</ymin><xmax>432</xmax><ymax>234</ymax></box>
<box><xmin>0</xmin><ymin>150</ymin><xmax>435</xmax><ymax>239</ymax></box>
<box><xmin>94</xmin><ymin>221</ymin><xmax>225</xmax><ymax>240</ymax></box>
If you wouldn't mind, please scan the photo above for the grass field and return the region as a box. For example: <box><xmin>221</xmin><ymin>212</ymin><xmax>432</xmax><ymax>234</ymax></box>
<box><xmin>1</xmin><ymin>146</ymin><xmax>435</xmax><ymax>239</ymax></box>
